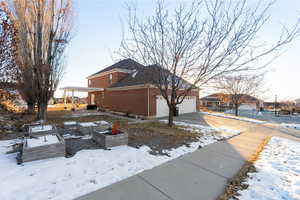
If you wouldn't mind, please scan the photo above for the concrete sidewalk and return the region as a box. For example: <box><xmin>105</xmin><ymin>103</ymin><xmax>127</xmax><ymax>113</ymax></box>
<box><xmin>76</xmin><ymin>128</ymin><xmax>270</xmax><ymax>200</ymax></box>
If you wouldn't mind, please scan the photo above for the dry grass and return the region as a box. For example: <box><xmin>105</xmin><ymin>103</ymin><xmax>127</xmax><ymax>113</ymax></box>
<box><xmin>218</xmin><ymin>136</ymin><xmax>271</xmax><ymax>200</ymax></box>
<box><xmin>47</xmin><ymin>104</ymin><xmax>87</xmax><ymax>112</ymax></box>
<box><xmin>124</xmin><ymin>122</ymin><xmax>200</xmax><ymax>155</ymax></box>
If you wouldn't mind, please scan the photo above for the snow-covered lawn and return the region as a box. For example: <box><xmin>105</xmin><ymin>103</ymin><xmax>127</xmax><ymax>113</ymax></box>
<box><xmin>201</xmin><ymin>111</ymin><xmax>265</xmax><ymax>124</ymax></box>
<box><xmin>0</xmin><ymin>122</ymin><xmax>240</xmax><ymax>200</ymax></box>
<box><xmin>280</xmin><ymin>123</ymin><xmax>300</xmax><ymax>131</ymax></box>
<box><xmin>161</xmin><ymin>120</ymin><xmax>240</xmax><ymax>145</ymax></box>
<box><xmin>236</xmin><ymin>137</ymin><xmax>300</xmax><ymax>200</ymax></box>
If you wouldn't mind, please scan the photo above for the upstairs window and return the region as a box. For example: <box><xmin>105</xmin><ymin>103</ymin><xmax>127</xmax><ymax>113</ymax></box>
<box><xmin>109</xmin><ymin>74</ymin><xmax>113</xmax><ymax>84</ymax></box>
<box><xmin>88</xmin><ymin>80</ymin><xmax>91</xmax><ymax>86</ymax></box>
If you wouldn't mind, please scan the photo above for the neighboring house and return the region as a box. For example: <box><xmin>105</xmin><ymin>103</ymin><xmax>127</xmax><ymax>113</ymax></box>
<box><xmin>200</xmin><ymin>93</ymin><xmax>263</xmax><ymax>111</ymax></box>
<box><xmin>86</xmin><ymin>59</ymin><xmax>199</xmax><ymax>118</ymax></box>
<box><xmin>295</xmin><ymin>98</ymin><xmax>300</xmax><ymax>107</ymax></box>
<box><xmin>200</xmin><ymin>93</ymin><xmax>230</xmax><ymax>109</ymax></box>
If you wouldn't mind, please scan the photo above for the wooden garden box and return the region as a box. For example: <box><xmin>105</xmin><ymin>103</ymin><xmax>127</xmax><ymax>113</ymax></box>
<box><xmin>21</xmin><ymin>134</ymin><xmax>66</xmax><ymax>163</ymax></box>
<box><xmin>92</xmin><ymin>130</ymin><xmax>128</xmax><ymax>148</ymax></box>
<box><xmin>63</xmin><ymin>121</ymin><xmax>78</xmax><ymax>130</ymax></box>
<box><xmin>77</xmin><ymin>122</ymin><xmax>98</xmax><ymax>135</ymax></box>
<box><xmin>28</xmin><ymin>125</ymin><xmax>58</xmax><ymax>136</ymax></box>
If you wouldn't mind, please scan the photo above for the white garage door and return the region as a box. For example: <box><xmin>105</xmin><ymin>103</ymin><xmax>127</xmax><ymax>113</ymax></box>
<box><xmin>156</xmin><ymin>96</ymin><xmax>197</xmax><ymax>117</ymax></box>
<box><xmin>178</xmin><ymin>96</ymin><xmax>197</xmax><ymax>114</ymax></box>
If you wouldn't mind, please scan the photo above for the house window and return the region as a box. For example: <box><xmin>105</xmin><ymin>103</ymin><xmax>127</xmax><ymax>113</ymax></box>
<box><xmin>109</xmin><ymin>74</ymin><xmax>113</xmax><ymax>84</ymax></box>
<box><xmin>88</xmin><ymin>80</ymin><xmax>91</xmax><ymax>86</ymax></box>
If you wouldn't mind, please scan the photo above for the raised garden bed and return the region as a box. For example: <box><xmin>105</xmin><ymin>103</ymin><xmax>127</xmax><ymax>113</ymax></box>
<box><xmin>93</xmin><ymin>121</ymin><xmax>111</xmax><ymax>130</ymax></box>
<box><xmin>28</xmin><ymin>124</ymin><xmax>58</xmax><ymax>136</ymax></box>
<box><xmin>92</xmin><ymin>130</ymin><xmax>128</xmax><ymax>148</ymax></box>
<box><xmin>21</xmin><ymin>134</ymin><xmax>66</xmax><ymax>163</ymax></box>
<box><xmin>77</xmin><ymin>122</ymin><xmax>98</xmax><ymax>135</ymax></box>
<box><xmin>63</xmin><ymin>121</ymin><xmax>78</xmax><ymax>130</ymax></box>
<box><xmin>77</xmin><ymin>121</ymin><xmax>111</xmax><ymax>135</ymax></box>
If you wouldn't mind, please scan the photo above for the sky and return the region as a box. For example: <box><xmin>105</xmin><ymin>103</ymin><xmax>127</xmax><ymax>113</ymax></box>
<box><xmin>58</xmin><ymin>0</ymin><xmax>300</xmax><ymax>101</ymax></box>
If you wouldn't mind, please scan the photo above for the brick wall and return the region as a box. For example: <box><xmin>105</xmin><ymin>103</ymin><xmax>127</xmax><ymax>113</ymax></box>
<box><xmin>102</xmin><ymin>88</ymin><xmax>149</xmax><ymax>116</ymax></box>
<box><xmin>88</xmin><ymin>86</ymin><xmax>199</xmax><ymax>117</ymax></box>
<box><xmin>88</xmin><ymin>72</ymin><xmax>128</xmax><ymax>88</ymax></box>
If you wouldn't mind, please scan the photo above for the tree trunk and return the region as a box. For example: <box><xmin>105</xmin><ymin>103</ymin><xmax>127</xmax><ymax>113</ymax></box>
<box><xmin>168</xmin><ymin>106</ymin><xmax>174</xmax><ymax>127</ymax></box>
<box><xmin>234</xmin><ymin>103</ymin><xmax>239</xmax><ymax>116</ymax></box>
<box><xmin>37</xmin><ymin>102</ymin><xmax>47</xmax><ymax>121</ymax></box>
<box><xmin>26</xmin><ymin>102</ymin><xmax>35</xmax><ymax>113</ymax></box>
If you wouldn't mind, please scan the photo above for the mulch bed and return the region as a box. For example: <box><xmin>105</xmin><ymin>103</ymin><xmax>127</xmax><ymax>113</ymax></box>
<box><xmin>65</xmin><ymin>138</ymin><xmax>103</xmax><ymax>157</ymax></box>
<box><xmin>124</xmin><ymin>122</ymin><xmax>200</xmax><ymax>156</ymax></box>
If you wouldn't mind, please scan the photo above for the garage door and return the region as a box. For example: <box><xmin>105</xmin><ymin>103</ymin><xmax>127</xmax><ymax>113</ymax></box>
<box><xmin>156</xmin><ymin>96</ymin><xmax>197</xmax><ymax>117</ymax></box>
<box><xmin>178</xmin><ymin>96</ymin><xmax>197</xmax><ymax>114</ymax></box>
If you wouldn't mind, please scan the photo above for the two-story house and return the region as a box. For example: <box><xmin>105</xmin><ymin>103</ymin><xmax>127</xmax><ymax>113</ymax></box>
<box><xmin>86</xmin><ymin>59</ymin><xmax>199</xmax><ymax>118</ymax></box>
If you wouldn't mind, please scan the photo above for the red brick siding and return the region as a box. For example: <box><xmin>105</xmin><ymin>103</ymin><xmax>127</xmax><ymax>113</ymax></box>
<box><xmin>95</xmin><ymin>88</ymin><xmax>149</xmax><ymax>116</ymax></box>
<box><xmin>88</xmin><ymin>86</ymin><xmax>199</xmax><ymax>117</ymax></box>
<box><xmin>88</xmin><ymin>72</ymin><xmax>128</xmax><ymax>88</ymax></box>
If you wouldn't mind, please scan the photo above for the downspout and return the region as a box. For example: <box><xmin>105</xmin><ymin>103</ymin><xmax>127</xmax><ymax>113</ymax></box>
<box><xmin>147</xmin><ymin>85</ymin><xmax>150</xmax><ymax>117</ymax></box>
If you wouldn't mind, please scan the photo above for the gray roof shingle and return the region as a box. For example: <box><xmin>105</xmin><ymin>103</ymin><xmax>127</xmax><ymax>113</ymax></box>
<box><xmin>88</xmin><ymin>59</ymin><xmax>145</xmax><ymax>77</ymax></box>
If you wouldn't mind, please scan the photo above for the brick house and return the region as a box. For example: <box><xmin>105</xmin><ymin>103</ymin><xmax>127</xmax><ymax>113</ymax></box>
<box><xmin>86</xmin><ymin>59</ymin><xmax>200</xmax><ymax>118</ymax></box>
<box><xmin>200</xmin><ymin>93</ymin><xmax>263</xmax><ymax>111</ymax></box>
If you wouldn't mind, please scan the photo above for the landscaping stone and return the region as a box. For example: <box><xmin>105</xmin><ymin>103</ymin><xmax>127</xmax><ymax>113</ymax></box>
<box><xmin>21</xmin><ymin>134</ymin><xmax>66</xmax><ymax>163</ymax></box>
<box><xmin>92</xmin><ymin>130</ymin><xmax>128</xmax><ymax>148</ymax></box>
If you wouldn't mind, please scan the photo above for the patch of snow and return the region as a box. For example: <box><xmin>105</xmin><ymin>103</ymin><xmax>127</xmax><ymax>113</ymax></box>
<box><xmin>79</xmin><ymin>122</ymin><xmax>97</xmax><ymax>127</ymax></box>
<box><xmin>161</xmin><ymin>120</ymin><xmax>240</xmax><ymax>143</ymax></box>
<box><xmin>236</xmin><ymin>137</ymin><xmax>300</xmax><ymax>200</ymax></box>
<box><xmin>93</xmin><ymin>121</ymin><xmax>110</xmax><ymax>126</ymax></box>
<box><xmin>26</xmin><ymin>135</ymin><xmax>59</xmax><ymax>148</ymax></box>
<box><xmin>63</xmin><ymin>121</ymin><xmax>77</xmax><ymax>126</ymax></box>
<box><xmin>201</xmin><ymin>111</ymin><xmax>265</xmax><ymax>124</ymax></box>
<box><xmin>0</xmin><ymin>121</ymin><xmax>240</xmax><ymax>200</ymax></box>
<box><xmin>280</xmin><ymin>123</ymin><xmax>300</xmax><ymax>130</ymax></box>
<box><xmin>62</xmin><ymin>134</ymin><xmax>92</xmax><ymax>140</ymax></box>
<box><xmin>30</xmin><ymin>125</ymin><xmax>54</xmax><ymax>133</ymax></box>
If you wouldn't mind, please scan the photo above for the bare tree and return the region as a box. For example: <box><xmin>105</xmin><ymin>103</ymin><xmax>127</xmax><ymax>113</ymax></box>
<box><xmin>216</xmin><ymin>74</ymin><xmax>264</xmax><ymax>116</ymax></box>
<box><xmin>9</xmin><ymin>0</ymin><xmax>73</xmax><ymax>120</ymax></box>
<box><xmin>119</xmin><ymin>0</ymin><xmax>299</xmax><ymax>126</ymax></box>
<box><xmin>0</xmin><ymin>2</ymin><xmax>17</xmax><ymax>85</ymax></box>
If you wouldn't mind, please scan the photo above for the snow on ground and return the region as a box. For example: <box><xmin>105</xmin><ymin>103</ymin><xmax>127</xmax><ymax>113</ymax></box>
<box><xmin>0</xmin><ymin>122</ymin><xmax>240</xmax><ymax>200</ymax></box>
<box><xmin>78</xmin><ymin>122</ymin><xmax>97</xmax><ymax>127</ymax></box>
<box><xmin>201</xmin><ymin>111</ymin><xmax>265</xmax><ymax>124</ymax></box>
<box><xmin>26</xmin><ymin>135</ymin><xmax>60</xmax><ymax>148</ymax></box>
<box><xmin>62</xmin><ymin>134</ymin><xmax>92</xmax><ymax>140</ymax></box>
<box><xmin>280</xmin><ymin>123</ymin><xmax>300</xmax><ymax>131</ymax></box>
<box><xmin>94</xmin><ymin>120</ymin><xmax>110</xmax><ymax>125</ymax></box>
<box><xmin>236</xmin><ymin>137</ymin><xmax>300</xmax><ymax>200</ymax></box>
<box><xmin>161</xmin><ymin>120</ymin><xmax>240</xmax><ymax>145</ymax></box>
<box><xmin>30</xmin><ymin>125</ymin><xmax>54</xmax><ymax>132</ymax></box>
<box><xmin>63</xmin><ymin>121</ymin><xmax>77</xmax><ymax>126</ymax></box>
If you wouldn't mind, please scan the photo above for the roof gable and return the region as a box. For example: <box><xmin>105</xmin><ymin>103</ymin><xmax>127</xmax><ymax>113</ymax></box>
<box><xmin>87</xmin><ymin>59</ymin><xmax>145</xmax><ymax>79</ymax></box>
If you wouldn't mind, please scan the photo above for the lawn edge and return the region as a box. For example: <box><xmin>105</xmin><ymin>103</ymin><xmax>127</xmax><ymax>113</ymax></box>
<box><xmin>217</xmin><ymin>136</ymin><xmax>271</xmax><ymax>200</ymax></box>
